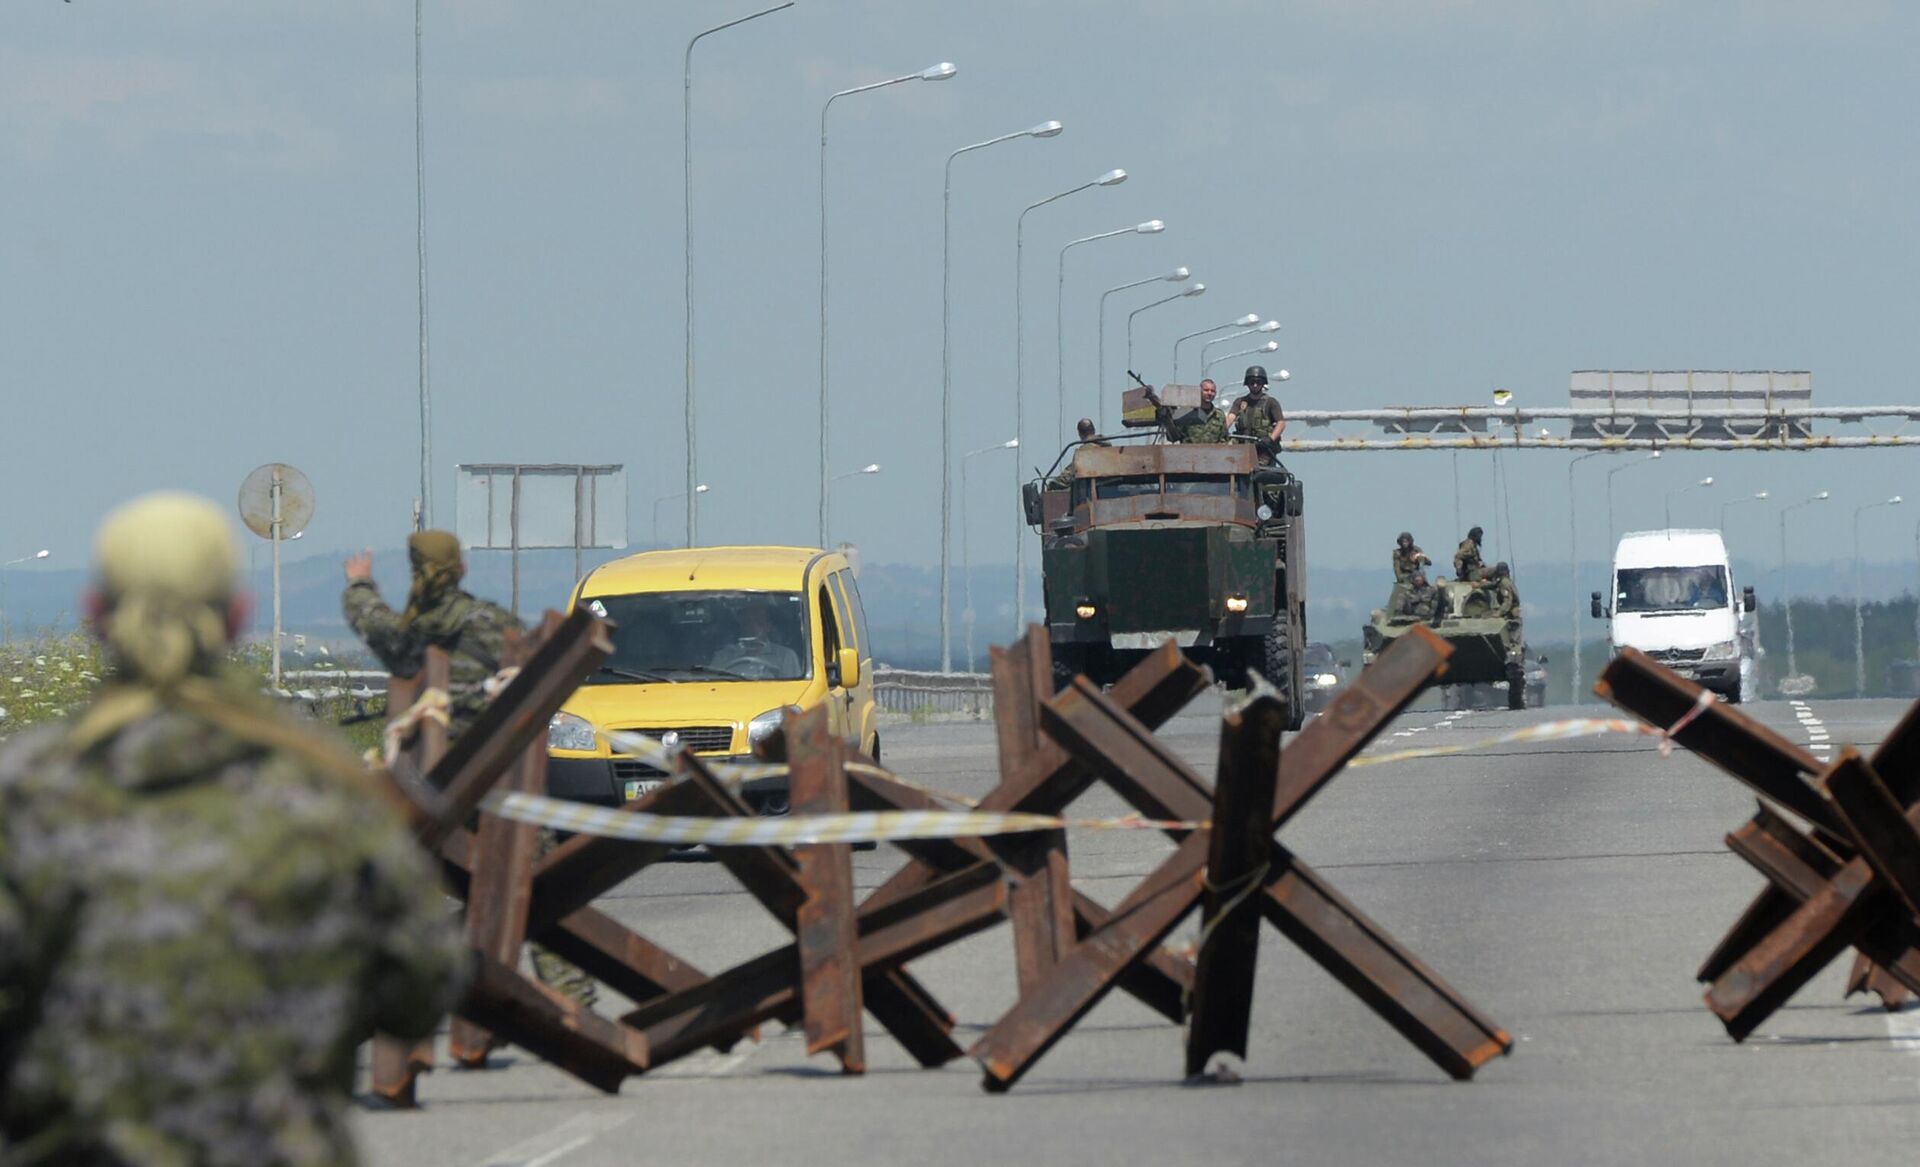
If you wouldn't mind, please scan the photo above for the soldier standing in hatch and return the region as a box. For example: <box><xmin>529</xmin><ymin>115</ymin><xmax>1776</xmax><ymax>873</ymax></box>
<box><xmin>1143</xmin><ymin>378</ymin><xmax>1231</xmax><ymax>444</ymax></box>
<box><xmin>1454</xmin><ymin>526</ymin><xmax>1488</xmax><ymax>583</ymax></box>
<box><xmin>1052</xmin><ymin>417</ymin><xmax>1109</xmax><ymax>489</ymax></box>
<box><xmin>343</xmin><ymin>532</ymin><xmax>597</xmax><ymax>1006</ymax></box>
<box><xmin>0</xmin><ymin>492</ymin><xmax>467</xmax><ymax>1166</ymax></box>
<box><xmin>1389</xmin><ymin>532</ymin><xmax>1431</xmax><ymax>613</ymax></box>
<box><xmin>1226</xmin><ymin>365</ymin><xmax>1286</xmax><ymax>464</ymax></box>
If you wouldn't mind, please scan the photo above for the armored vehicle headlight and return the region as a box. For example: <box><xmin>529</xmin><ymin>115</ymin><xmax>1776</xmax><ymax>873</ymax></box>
<box><xmin>1075</xmin><ymin>601</ymin><xmax>1098</xmax><ymax>619</ymax></box>
<box><xmin>1256</xmin><ymin>504</ymin><xmax>1274</xmax><ymax>521</ymax></box>
<box><xmin>1225</xmin><ymin>594</ymin><xmax>1250</xmax><ymax>613</ymax></box>
<box><xmin>547</xmin><ymin>711</ymin><xmax>597</xmax><ymax>752</ymax></box>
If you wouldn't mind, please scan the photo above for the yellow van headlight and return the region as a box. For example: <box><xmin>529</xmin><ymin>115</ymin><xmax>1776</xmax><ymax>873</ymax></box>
<box><xmin>548</xmin><ymin>711</ymin><xmax>597</xmax><ymax>752</ymax></box>
<box><xmin>748</xmin><ymin>707</ymin><xmax>798</xmax><ymax>748</ymax></box>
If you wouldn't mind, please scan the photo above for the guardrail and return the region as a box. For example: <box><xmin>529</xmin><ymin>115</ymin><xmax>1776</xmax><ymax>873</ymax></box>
<box><xmin>871</xmin><ymin>668</ymin><xmax>993</xmax><ymax>718</ymax></box>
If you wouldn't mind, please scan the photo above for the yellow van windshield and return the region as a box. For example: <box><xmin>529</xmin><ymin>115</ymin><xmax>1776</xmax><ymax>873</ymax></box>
<box><xmin>586</xmin><ymin>590</ymin><xmax>810</xmax><ymax>682</ymax></box>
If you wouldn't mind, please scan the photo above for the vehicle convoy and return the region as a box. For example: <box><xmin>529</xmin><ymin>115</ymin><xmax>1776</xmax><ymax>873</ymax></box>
<box><xmin>1363</xmin><ymin>576</ymin><xmax>1530</xmax><ymax>710</ymax></box>
<box><xmin>1592</xmin><ymin>529</ymin><xmax>1755</xmax><ymax>702</ymax></box>
<box><xmin>545</xmin><ymin>546</ymin><xmax>877</xmax><ymax>812</ymax></box>
<box><xmin>1025</xmin><ymin>434</ymin><xmax>1308</xmax><ymax>728</ymax></box>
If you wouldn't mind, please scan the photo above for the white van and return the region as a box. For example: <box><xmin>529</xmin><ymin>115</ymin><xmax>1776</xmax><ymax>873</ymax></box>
<box><xmin>1591</xmin><ymin>529</ymin><xmax>1757</xmax><ymax>702</ymax></box>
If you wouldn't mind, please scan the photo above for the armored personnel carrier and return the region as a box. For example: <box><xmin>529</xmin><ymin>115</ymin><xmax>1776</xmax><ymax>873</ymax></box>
<box><xmin>1024</xmin><ymin>435</ymin><xmax>1308</xmax><ymax>728</ymax></box>
<box><xmin>1362</xmin><ymin>577</ymin><xmax>1528</xmax><ymax>709</ymax></box>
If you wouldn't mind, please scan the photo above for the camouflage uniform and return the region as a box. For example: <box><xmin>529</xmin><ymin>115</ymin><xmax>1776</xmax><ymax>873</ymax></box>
<box><xmin>342</xmin><ymin>581</ymin><xmax>516</xmax><ymax>740</ymax></box>
<box><xmin>1163</xmin><ymin>404</ymin><xmax>1230</xmax><ymax>444</ymax></box>
<box><xmin>342</xmin><ymin>560</ymin><xmax>597</xmax><ymax>1006</ymax></box>
<box><xmin>1398</xmin><ymin>581</ymin><xmax>1445</xmax><ymax>621</ymax></box>
<box><xmin>1454</xmin><ymin>537</ymin><xmax>1486</xmax><ymax>583</ymax></box>
<box><xmin>1388</xmin><ymin>542</ymin><xmax>1431</xmax><ymax>613</ymax></box>
<box><xmin>0</xmin><ymin>673</ymin><xmax>466</xmax><ymax>1166</ymax></box>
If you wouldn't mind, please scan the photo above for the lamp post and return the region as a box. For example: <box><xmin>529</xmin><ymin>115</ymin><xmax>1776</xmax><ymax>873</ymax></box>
<box><xmin>1719</xmin><ymin>490</ymin><xmax>1770</xmax><ymax>529</ymax></box>
<box><xmin>1098</xmin><ymin>266</ymin><xmax>1189</xmax><ymax>430</ymax></box>
<box><xmin>1014</xmin><ymin>169</ymin><xmax>1127</xmax><ymax>635</ymax></box>
<box><xmin>0</xmin><ymin>549</ymin><xmax>51</xmax><ymax>643</ymax></box>
<box><xmin>1854</xmin><ymin>495</ymin><xmax>1902</xmax><ymax>695</ymax></box>
<box><xmin>1172</xmin><ymin>314</ymin><xmax>1257</xmax><ymax>383</ymax></box>
<box><xmin>1202</xmin><ymin>340</ymin><xmax>1280</xmax><ymax>377</ymax></box>
<box><xmin>1055</xmin><ymin>219</ymin><xmax>1164</xmax><ymax>449</ymax></box>
<box><xmin>938</xmin><ymin>120</ymin><xmax>1060</xmax><ymax>672</ymax></box>
<box><xmin>1566</xmin><ymin>450</ymin><xmax>1607</xmax><ymax>705</ymax></box>
<box><xmin>1200</xmin><ymin>320</ymin><xmax>1280</xmax><ymax>369</ymax></box>
<box><xmin>1121</xmin><ymin>284</ymin><xmax>1206</xmax><ymax>423</ymax></box>
<box><xmin>829</xmin><ymin>464</ymin><xmax>882</xmax><ymax>544</ymax></box>
<box><xmin>962</xmin><ymin>439</ymin><xmax>1018</xmax><ymax>673</ymax></box>
<box><xmin>1604</xmin><ymin>450</ymin><xmax>1661</xmax><ymax>555</ymax></box>
<box><xmin>819</xmin><ymin>62</ymin><xmax>958</xmax><ymax>547</ymax></box>
<box><xmin>414</xmin><ymin>0</ymin><xmax>432</xmax><ymax>529</ymax></box>
<box><xmin>1663</xmin><ymin>476</ymin><xmax>1714</xmax><ymax>530</ymax></box>
<box><xmin>1779</xmin><ymin>490</ymin><xmax>1830</xmax><ymax>682</ymax></box>
<box><xmin>652</xmin><ymin>484</ymin><xmax>709</xmax><ymax>547</ymax></box>
<box><xmin>686</xmin><ymin>2</ymin><xmax>793</xmax><ymax>547</ymax></box>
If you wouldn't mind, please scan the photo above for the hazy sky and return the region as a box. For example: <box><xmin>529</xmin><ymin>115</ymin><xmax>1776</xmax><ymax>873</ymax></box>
<box><xmin>4</xmin><ymin>0</ymin><xmax>1918</xmax><ymax>586</ymax></box>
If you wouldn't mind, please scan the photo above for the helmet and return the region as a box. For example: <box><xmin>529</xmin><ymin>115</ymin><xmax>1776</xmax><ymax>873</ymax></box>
<box><xmin>1468</xmin><ymin>526</ymin><xmax>1484</xmax><ymax>542</ymax></box>
<box><xmin>1495</xmin><ymin>561</ymin><xmax>1510</xmax><ymax>577</ymax></box>
<box><xmin>1397</xmin><ymin>531</ymin><xmax>1413</xmax><ymax>545</ymax></box>
<box><xmin>1243</xmin><ymin>365</ymin><xmax>1268</xmax><ymax>387</ymax></box>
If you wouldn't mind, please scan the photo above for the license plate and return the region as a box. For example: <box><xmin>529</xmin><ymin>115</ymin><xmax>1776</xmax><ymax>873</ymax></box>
<box><xmin>624</xmin><ymin>779</ymin><xmax>664</xmax><ymax>801</ymax></box>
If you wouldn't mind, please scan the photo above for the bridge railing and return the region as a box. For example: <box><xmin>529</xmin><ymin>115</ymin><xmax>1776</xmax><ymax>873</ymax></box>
<box><xmin>871</xmin><ymin>667</ymin><xmax>993</xmax><ymax>718</ymax></box>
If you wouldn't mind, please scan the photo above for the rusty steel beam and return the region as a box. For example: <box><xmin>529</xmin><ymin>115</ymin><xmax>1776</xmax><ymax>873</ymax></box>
<box><xmin>994</xmin><ymin>632</ymin><xmax>1078</xmax><ymax>998</ymax></box>
<box><xmin>418</xmin><ymin>607</ymin><xmax>612</xmax><ymax>848</ymax></box>
<box><xmin>1259</xmin><ymin>849</ymin><xmax>1511</xmax><ymax>1080</ymax></box>
<box><xmin>458</xmin><ymin>951</ymin><xmax>647</xmax><ymax>1093</ymax></box>
<box><xmin>1596</xmin><ymin>650</ymin><xmax>1839</xmax><ymax>835</ymax></box>
<box><xmin>787</xmin><ymin>706</ymin><xmax>866</xmax><ymax>1071</ymax></box>
<box><xmin>1186</xmin><ymin>694</ymin><xmax>1285</xmax><ymax>1078</ymax></box>
<box><xmin>623</xmin><ymin>864</ymin><xmax>1007</xmax><ymax>1071</ymax></box>
<box><xmin>1824</xmin><ymin>751</ymin><xmax>1920</xmax><ymax>919</ymax></box>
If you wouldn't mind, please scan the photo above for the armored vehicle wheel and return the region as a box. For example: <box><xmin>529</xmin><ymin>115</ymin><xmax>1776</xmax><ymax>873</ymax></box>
<box><xmin>1506</xmin><ymin>662</ymin><xmax>1526</xmax><ymax>710</ymax></box>
<box><xmin>1264</xmin><ymin>623</ymin><xmax>1303</xmax><ymax>730</ymax></box>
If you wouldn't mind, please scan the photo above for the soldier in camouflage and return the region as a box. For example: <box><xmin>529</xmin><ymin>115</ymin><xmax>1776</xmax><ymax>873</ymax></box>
<box><xmin>1145</xmin><ymin>378</ymin><xmax>1230</xmax><ymax>444</ymax></box>
<box><xmin>1396</xmin><ymin>570</ymin><xmax>1446</xmax><ymax>621</ymax></box>
<box><xmin>1454</xmin><ymin>526</ymin><xmax>1488</xmax><ymax>583</ymax></box>
<box><xmin>1226</xmin><ymin>365</ymin><xmax>1285</xmax><ymax>464</ymax></box>
<box><xmin>0</xmin><ymin>492</ymin><xmax>468</xmax><ymax>1166</ymax></box>
<box><xmin>341</xmin><ymin>532</ymin><xmax>598</xmax><ymax>1007</ymax></box>
<box><xmin>1388</xmin><ymin>532</ymin><xmax>1431</xmax><ymax>613</ymax></box>
<box><xmin>342</xmin><ymin>531</ymin><xmax>517</xmax><ymax>738</ymax></box>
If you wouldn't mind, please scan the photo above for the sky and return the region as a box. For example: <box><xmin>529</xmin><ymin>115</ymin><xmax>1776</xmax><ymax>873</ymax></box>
<box><xmin>3</xmin><ymin>0</ymin><xmax>1919</xmax><ymax>594</ymax></box>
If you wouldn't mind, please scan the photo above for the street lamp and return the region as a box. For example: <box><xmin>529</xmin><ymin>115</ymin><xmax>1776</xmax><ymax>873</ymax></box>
<box><xmin>1056</xmin><ymin>219</ymin><xmax>1164</xmax><ymax>449</ymax></box>
<box><xmin>1171</xmin><ymin>314</ymin><xmax>1258</xmax><ymax>383</ymax></box>
<box><xmin>1014</xmin><ymin>169</ymin><xmax>1126</xmax><ymax>634</ymax></box>
<box><xmin>1121</xmin><ymin>284</ymin><xmax>1206</xmax><ymax>424</ymax></box>
<box><xmin>1854</xmin><ymin>495</ymin><xmax>1902</xmax><ymax>695</ymax></box>
<box><xmin>1202</xmin><ymin>340</ymin><xmax>1280</xmax><ymax>376</ymax></box>
<box><xmin>1719</xmin><ymin>490</ymin><xmax>1770</xmax><ymax>529</ymax></box>
<box><xmin>685</xmin><ymin>2</ymin><xmax>793</xmax><ymax>547</ymax></box>
<box><xmin>652</xmin><ymin>484</ymin><xmax>710</xmax><ymax>547</ymax></box>
<box><xmin>1604</xmin><ymin>450</ymin><xmax>1661</xmax><ymax>554</ymax></box>
<box><xmin>1199</xmin><ymin>320</ymin><xmax>1280</xmax><ymax>368</ymax></box>
<box><xmin>1566</xmin><ymin>450</ymin><xmax>1608</xmax><ymax>705</ymax></box>
<box><xmin>962</xmin><ymin>439</ymin><xmax>1018</xmax><ymax>673</ymax></box>
<box><xmin>820</xmin><ymin>61</ymin><xmax>958</xmax><ymax>545</ymax></box>
<box><xmin>1098</xmin><ymin>266</ymin><xmax>1189</xmax><ymax>432</ymax></box>
<box><xmin>940</xmin><ymin>119</ymin><xmax>1061</xmax><ymax>672</ymax></box>
<box><xmin>1663</xmin><ymin>476</ymin><xmax>1713</xmax><ymax>530</ymax></box>
<box><xmin>1779</xmin><ymin>490</ymin><xmax>1831</xmax><ymax>683</ymax></box>
<box><xmin>829</xmin><ymin>464</ymin><xmax>882</xmax><ymax>542</ymax></box>
<box><xmin>0</xmin><ymin>549</ymin><xmax>50</xmax><ymax>643</ymax></box>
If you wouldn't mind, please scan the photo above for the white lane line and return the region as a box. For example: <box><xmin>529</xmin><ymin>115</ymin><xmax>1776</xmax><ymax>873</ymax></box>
<box><xmin>651</xmin><ymin>1043</ymin><xmax>757</xmax><ymax>1079</ymax></box>
<box><xmin>481</xmin><ymin>1113</ymin><xmax>634</xmax><ymax>1167</ymax></box>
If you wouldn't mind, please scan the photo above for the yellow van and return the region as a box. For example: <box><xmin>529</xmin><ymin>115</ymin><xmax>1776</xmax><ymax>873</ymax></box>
<box><xmin>545</xmin><ymin>546</ymin><xmax>878</xmax><ymax>813</ymax></box>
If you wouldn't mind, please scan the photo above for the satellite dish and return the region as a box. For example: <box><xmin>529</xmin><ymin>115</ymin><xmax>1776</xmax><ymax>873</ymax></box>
<box><xmin>238</xmin><ymin>463</ymin><xmax>314</xmax><ymax>540</ymax></box>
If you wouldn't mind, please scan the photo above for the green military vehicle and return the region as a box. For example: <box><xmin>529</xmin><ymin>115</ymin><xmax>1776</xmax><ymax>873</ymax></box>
<box><xmin>1023</xmin><ymin>436</ymin><xmax>1308</xmax><ymax>728</ymax></box>
<box><xmin>1361</xmin><ymin>577</ymin><xmax>1528</xmax><ymax>709</ymax></box>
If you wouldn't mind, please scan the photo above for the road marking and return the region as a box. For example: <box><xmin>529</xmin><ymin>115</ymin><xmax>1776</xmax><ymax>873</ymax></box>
<box><xmin>651</xmin><ymin>1042</ymin><xmax>758</xmax><ymax>1078</ymax></box>
<box><xmin>1886</xmin><ymin>1002</ymin><xmax>1920</xmax><ymax>1057</ymax></box>
<box><xmin>480</xmin><ymin>1113</ymin><xmax>633</xmax><ymax>1167</ymax></box>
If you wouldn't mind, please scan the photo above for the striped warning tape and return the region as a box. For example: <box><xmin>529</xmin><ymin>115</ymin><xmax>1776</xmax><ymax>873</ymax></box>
<box><xmin>1350</xmin><ymin>694</ymin><xmax>1715</xmax><ymax>768</ymax></box>
<box><xmin>599</xmin><ymin>728</ymin><xmax>983</xmax><ymax>809</ymax></box>
<box><xmin>478</xmin><ymin>789</ymin><xmax>1193</xmax><ymax>846</ymax></box>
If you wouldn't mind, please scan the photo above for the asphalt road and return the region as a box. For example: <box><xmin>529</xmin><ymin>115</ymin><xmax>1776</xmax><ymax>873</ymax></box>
<box><xmin>354</xmin><ymin>694</ymin><xmax>1920</xmax><ymax>1166</ymax></box>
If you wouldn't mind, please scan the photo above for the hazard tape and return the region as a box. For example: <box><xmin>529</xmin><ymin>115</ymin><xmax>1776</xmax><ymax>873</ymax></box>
<box><xmin>600</xmin><ymin>728</ymin><xmax>983</xmax><ymax>808</ymax></box>
<box><xmin>477</xmin><ymin>789</ymin><xmax>1193</xmax><ymax>846</ymax></box>
<box><xmin>1349</xmin><ymin>693</ymin><xmax>1715</xmax><ymax>768</ymax></box>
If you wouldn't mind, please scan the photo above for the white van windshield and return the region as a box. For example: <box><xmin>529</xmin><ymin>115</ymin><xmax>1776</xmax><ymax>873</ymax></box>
<box><xmin>585</xmin><ymin>590</ymin><xmax>810</xmax><ymax>682</ymax></box>
<box><xmin>1615</xmin><ymin>566</ymin><xmax>1728</xmax><ymax>613</ymax></box>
